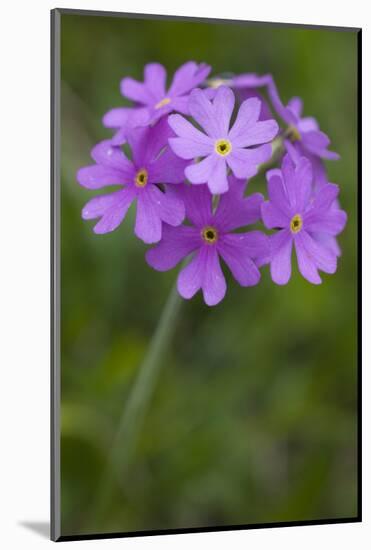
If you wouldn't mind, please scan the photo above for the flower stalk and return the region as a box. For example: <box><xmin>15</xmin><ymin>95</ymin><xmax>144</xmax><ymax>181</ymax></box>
<box><xmin>87</xmin><ymin>281</ymin><xmax>182</xmax><ymax>526</ymax></box>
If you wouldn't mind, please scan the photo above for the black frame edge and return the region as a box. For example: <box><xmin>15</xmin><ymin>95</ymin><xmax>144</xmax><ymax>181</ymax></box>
<box><xmin>51</xmin><ymin>7</ymin><xmax>61</xmax><ymax>543</ymax></box>
<box><xmin>58</xmin><ymin>517</ymin><xmax>361</xmax><ymax>542</ymax></box>
<box><xmin>356</xmin><ymin>28</ymin><xmax>362</xmax><ymax>522</ymax></box>
<box><xmin>55</xmin><ymin>7</ymin><xmax>361</xmax><ymax>32</ymax></box>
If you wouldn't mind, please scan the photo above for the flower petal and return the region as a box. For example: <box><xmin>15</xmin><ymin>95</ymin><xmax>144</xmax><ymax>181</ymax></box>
<box><xmin>82</xmin><ymin>188</ymin><xmax>135</xmax><ymax>234</ymax></box>
<box><xmin>297</xmin><ymin>231</ymin><xmax>337</xmax><ymax>274</ymax></box>
<box><xmin>280</xmin><ymin>153</ymin><xmax>297</xmax><ymax>207</ymax></box>
<box><xmin>270</xmin><ymin>229</ymin><xmax>293</xmax><ymax>285</ymax></box>
<box><xmin>228</xmin><ymin>97</ymin><xmax>261</xmax><ymax>142</ymax></box>
<box><xmin>301</xmin><ymin>130</ymin><xmax>340</xmax><ymax>160</ymax></box>
<box><xmin>177</xmin><ymin>246</ymin><xmax>226</xmax><ymax>306</ymax></box>
<box><xmin>188</xmin><ymin>88</ymin><xmax>220</xmax><ymax>138</ymax></box>
<box><xmin>294</xmin><ymin>232</ymin><xmax>322</xmax><ymax>284</ymax></box>
<box><xmin>168</xmin><ymin>61</ymin><xmax>211</xmax><ymax>97</ymax></box>
<box><xmin>201</xmin><ymin>247</ymin><xmax>227</xmax><ymax>306</ymax></box>
<box><xmin>304</xmin><ymin>183</ymin><xmax>345</xmax><ymax>236</ymax></box>
<box><xmin>206</xmin><ymin>156</ymin><xmax>229</xmax><ymax>194</ymax></box>
<box><xmin>91</xmin><ymin>140</ymin><xmax>135</xmax><ymax>178</ymax></box>
<box><xmin>177</xmin><ymin>249</ymin><xmax>203</xmax><ymax>300</ymax></box>
<box><xmin>287</xmin><ymin>97</ymin><xmax>303</xmax><ymax>118</ymax></box>
<box><xmin>168</xmin><ymin>114</ymin><xmax>213</xmax><ymax>158</ymax></box>
<box><xmin>235</xmin><ymin>89</ymin><xmax>273</xmax><ymax>121</ymax></box>
<box><xmin>176</xmin><ymin>183</ymin><xmax>212</xmax><ymax>228</ymax></box>
<box><xmin>213</xmin><ymin>86</ymin><xmax>235</xmax><ymax>135</ymax></box>
<box><xmin>298</xmin><ymin>116</ymin><xmax>319</xmax><ymax>132</ymax></box>
<box><xmin>232</xmin><ymin>73</ymin><xmax>272</xmax><ymax>89</ymax></box>
<box><xmin>146</xmin><ymin>103</ymin><xmax>176</xmax><ymax>126</ymax></box>
<box><xmin>309</xmin><ymin>154</ymin><xmax>328</xmax><ymax>189</ymax></box>
<box><xmin>227</xmin><ymin>144</ymin><xmax>272</xmax><ymax>179</ymax></box>
<box><xmin>134</xmin><ymin>189</ymin><xmax>162</xmax><ymax>244</ymax></box>
<box><xmin>304</xmin><ymin>208</ymin><xmax>347</xmax><ymax>236</ymax></box>
<box><xmin>229</xmin><ymin>97</ymin><xmax>278</xmax><ymax>147</ymax></box>
<box><xmin>185</xmin><ymin>155</ymin><xmax>217</xmax><ymax>185</ymax></box>
<box><xmin>294</xmin><ymin>156</ymin><xmax>313</xmax><ymax>212</ymax></box>
<box><xmin>77</xmin><ymin>165</ymin><xmax>127</xmax><ymax>189</ymax></box>
<box><xmin>266</xmin><ymin>171</ymin><xmax>291</xmax><ymax>217</ymax></box>
<box><xmin>284</xmin><ymin>139</ymin><xmax>301</xmax><ymax>165</ymax></box>
<box><xmin>111</xmin><ymin>107</ymin><xmax>152</xmax><ymax>146</ymax></box>
<box><xmin>111</xmin><ymin>127</ymin><xmax>128</xmax><ymax>146</ymax></box>
<box><xmin>149</xmin><ymin>148</ymin><xmax>188</xmax><ymax>184</ymax></box>
<box><xmin>302</xmin><ymin>129</ymin><xmax>329</xmax><ymax>149</ymax></box>
<box><xmin>232</xmin><ymin>231</ymin><xmax>271</xmax><ymax>264</ymax></box>
<box><xmin>146</xmin><ymin>224</ymin><xmax>200</xmax><ymax>271</ymax></box>
<box><xmin>110</xmin><ymin>107</ymin><xmax>154</xmax><ymax>146</ymax></box>
<box><xmin>134</xmin><ymin>185</ymin><xmax>185</xmax><ymax>244</ymax></box>
<box><xmin>102</xmin><ymin>107</ymin><xmax>132</xmax><ymax>128</ymax></box>
<box><xmin>169</xmin><ymin>95</ymin><xmax>191</xmax><ymax>115</ymax></box>
<box><xmin>169</xmin><ymin>136</ymin><xmax>214</xmax><ymax>159</ymax></box>
<box><xmin>231</xmin><ymin>119</ymin><xmax>278</xmax><ymax>148</ymax></box>
<box><xmin>144</xmin><ymin>63</ymin><xmax>167</xmax><ymax>100</ymax></box>
<box><xmin>310</xmin><ymin>182</ymin><xmax>339</xmax><ymax>212</ymax></box>
<box><xmin>266</xmin><ymin>77</ymin><xmax>297</xmax><ymax>125</ymax></box>
<box><xmin>129</xmin><ymin>117</ymin><xmax>173</xmax><ymax>167</ymax></box>
<box><xmin>278</xmin><ymin>153</ymin><xmax>313</xmax><ymax>215</ymax></box>
<box><xmin>147</xmin><ymin>185</ymin><xmax>185</xmax><ymax>227</ymax></box>
<box><xmin>175</xmin><ymin>152</ymin><xmax>227</xmax><ymax>193</ymax></box>
<box><xmin>219</xmin><ymin>232</ymin><xmax>267</xmax><ymax>286</ymax></box>
<box><xmin>261</xmin><ymin>201</ymin><xmax>289</xmax><ymax>229</ymax></box>
<box><xmin>214</xmin><ymin>176</ymin><xmax>264</xmax><ymax>231</ymax></box>
<box><xmin>310</xmin><ymin>232</ymin><xmax>341</xmax><ymax>257</ymax></box>
<box><xmin>120</xmin><ymin>77</ymin><xmax>154</xmax><ymax>105</ymax></box>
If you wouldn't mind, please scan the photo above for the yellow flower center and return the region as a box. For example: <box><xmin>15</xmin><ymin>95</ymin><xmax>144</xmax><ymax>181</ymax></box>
<box><xmin>154</xmin><ymin>97</ymin><xmax>171</xmax><ymax>110</ymax></box>
<box><xmin>135</xmin><ymin>168</ymin><xmax>148</xmax><ymax>188</ymax></box>
<box><xmin>286</xmin><ymin>124</ymin><xmax>301</xmax><ymax>142</ymax></box>
<box><xmin>201</xmin><ymin>225</ymin><xmax>218</xmax><ymax>244</ymax></box>
<box><xmin>215</xmin><ymin>139</ymin><xmax>232</xmax><ymax>156</ymax></box>
<box><xmin>290</xmin><ymin>214</ymin><xmax>303</xmax><ymax>234</ymax></box>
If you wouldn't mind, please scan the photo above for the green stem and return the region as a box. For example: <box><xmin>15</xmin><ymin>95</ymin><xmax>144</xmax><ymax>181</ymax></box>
<box><xmin>87</xmin><ymin>281</ymin><xmax>182</xmax><ymax>528</ymax></box>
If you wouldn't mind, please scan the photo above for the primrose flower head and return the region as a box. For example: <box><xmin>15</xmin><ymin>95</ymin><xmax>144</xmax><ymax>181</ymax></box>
<box><xmin>78</xmin><ymin>61</ymin><xmax>348</xmax><ymax>306</ymax></box>
<box><xmin>168</xmin><ymin>85</ymin><xmax>279</xmax><ymax>195</ymax></box>
<box><xmin>146</xmin><ymin>177</ymin><xmax>269</xmax><ymax>306</ymax></box>
<box><xmin>282</xmin><ymin>96</ymin><xmax>340</xmax><ymax>161</ymax></box>
<box><xmin>77</xmin><ymin>118</ymin><xmax>187</xmax><ymax>243</ymax></box>
<box><xmin>261</xmin><ymin>154</ymin><xmax>347</xmax><ymax>285</ymax></box>
<box><xmin>230</xmin><ymin>72</ymin><xmax>340</xmax><ymax>162</ymax></box>
<box><xmin>103</xmin><ymin>61</ymin><xmax>211</xmax><ymax>145</ymax></box>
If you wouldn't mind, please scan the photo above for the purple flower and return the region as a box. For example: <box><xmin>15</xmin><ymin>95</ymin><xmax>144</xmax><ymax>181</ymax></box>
<box><xmin>146</xmin><ymin>177</ymin><xmax>269</xmax><ymax>306</ymax></box>
<box><xmin>77</xmin><ymin>118</ymin><xmax>187</xmax><ymax>243</ymax></box>
<box><xmin>232</xmin><ymin>73</ymin><xmax>296</xmax><ymax>125</ymax></box>
<box><xmin>261</xmin><ymin>154</ymin><xmax>347</xmax><ymax>285</ymax></box>
<box><xmin>168</xmin><ymin>86</ymin><xmax>279</xmax><ymax>195</ymax></box>
<box><xmin>284</xmin><ymin>147</ymin><xmax>344</xmax><ymax>258</ymax></box>
<box><xmin>232</xmin><ymin>73</ymin><xmax>272</xmax><ymax>89</ymax></box>
<box><xmin>103</xmin><ymin>61</ymin><xmax>211</xmax><ymax>145</ymax></box>
<box><xmin>102</xmin><ymin>106</ymin><xmax>149</xmax><ymax>146</ymax></box>
<box><xmin>310</xmin><ymin>167</ymin><xmax>344</xmax><ymax>259</ymax></box>
<box><xmin>205</xmin><ymin>76</ymin><xmax>273</xmax><ymax>121</ymax></box>
<box><xmin>232</xmin><ymin>73</ymin><xmax>339</xmax><ymax>161</ymax></box>
<box><xmin>282</xmin><ymin>96</ymin><xmax>340</xmax><ymax>161</ymax></box>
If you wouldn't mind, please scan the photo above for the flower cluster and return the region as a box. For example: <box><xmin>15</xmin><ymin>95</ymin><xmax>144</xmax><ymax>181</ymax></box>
<box><xmin>77</xmin><ymin>61</ymin><xmax>347</xmax><ymax>306</ymax></box>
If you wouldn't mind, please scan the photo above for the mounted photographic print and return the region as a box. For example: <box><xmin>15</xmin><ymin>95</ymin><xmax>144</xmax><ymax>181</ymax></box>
<box><xmin>51</xmin><ymin>8</ymin><xmax>361</xmax><ymax>542</ymax></box>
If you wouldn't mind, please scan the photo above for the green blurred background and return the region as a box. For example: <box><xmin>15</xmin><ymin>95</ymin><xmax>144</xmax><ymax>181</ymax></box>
<box><xmin>60</xmin><ymin>12</ymin><xmax>358</xmax><ymax>537</ymax></box>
